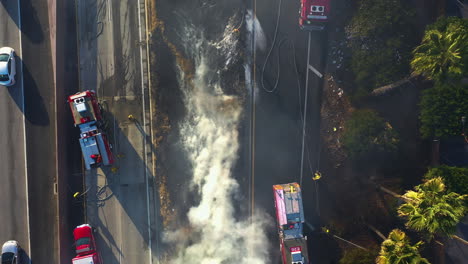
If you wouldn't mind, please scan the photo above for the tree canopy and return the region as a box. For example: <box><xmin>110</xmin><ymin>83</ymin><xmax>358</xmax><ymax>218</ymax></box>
<box><xmin>342</xmin><ymin>109</ymin><xmax>399</xmax><ymax>165</ymax></box>
<box><xmin>346</xmin><ymin>0</ymin><xmax>416</xmax><ymax>97</ymax></box>
<box><xmin>376</xmin><ymin>229</ymin><xmax>430</xmax><ymax>264</ymax></box>
<box><xmin>424</xmin><ymin>165</ymin><xmax>468</xmax><ymax>195</ymax></box>
<box><xmin>398</xmin><ymin>177</ymin><xmax>467</xmax><ymax>238</ymax></box>
<box><xmin>339</xmin><ymin>248</ymin><xmax>378</xmax><ymax>264</ymax></box>
<box><xmin>427</xmin><ymin>16</ymin><xmax>468</xmax><ymax>32</ymax></box>
<box><xmin>411</xmin><ymin>17</ymin><xmax>468</xmax><ymax>81</ymax></box>
<box><xmin>419</xmin><ymin>81</ymin><xmax>468</xmax><ymax>139</ymax></box>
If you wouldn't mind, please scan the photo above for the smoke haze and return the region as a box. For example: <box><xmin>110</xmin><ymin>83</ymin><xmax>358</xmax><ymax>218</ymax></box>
<box><xmin>166</xmin><ymin>13</ymin><xmax>271</xmax><ymax>264</ymax></box>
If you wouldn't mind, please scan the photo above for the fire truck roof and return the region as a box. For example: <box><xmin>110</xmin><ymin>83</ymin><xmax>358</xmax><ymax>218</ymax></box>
<box><xmin>68</xmin><ymin>90</ymin><xmax>96</xmax><ymax>102</ymax></box>
<box><xmin>69</xmin><ymin>92</ymin><xmax>100</xmax><ymax>125</ymax></box>
<box><xmin>273</xmin><ymin>183</ymin><xmax>305</xmax><ymax>223</ymax></box>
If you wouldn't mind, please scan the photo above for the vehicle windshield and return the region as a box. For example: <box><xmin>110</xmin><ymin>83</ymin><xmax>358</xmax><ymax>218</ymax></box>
<box><xmin>1</xmin><ymin>252</ymin><xmax>15</xmax><ymax>264</ymax></box>
<box><xmin>0</xmin><ymin>74</ymin><xmax>9</xmax><ymax>81</ymax></box>
<box><xmin>76</xmin><ymin>237</ymin><xmax>91</xmax><ymax>247</ymax></box>
<box><xmin>0</xmin><ymin>54</ymin><xmax>9</xmax><ymax>62</ymax></box>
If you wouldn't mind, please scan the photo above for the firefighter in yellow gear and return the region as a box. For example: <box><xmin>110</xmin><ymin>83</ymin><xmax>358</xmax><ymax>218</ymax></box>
<box><xmin>313</xmin><ymin>171</ymin><xmax>322</xmax><ymax>181</ymax></box>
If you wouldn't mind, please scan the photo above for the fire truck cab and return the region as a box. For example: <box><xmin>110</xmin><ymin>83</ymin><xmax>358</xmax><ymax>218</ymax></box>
<box><xmin>72</xmin><ymin>224</ymin><xmax>102</xmax><ymax>264</ymax></box>
<box><xmin>290</xmin><ymin>246</ymin><xmax>306</xmax><ymax>264</ymax></box>
<box><xmin>68</xmin><ymin>90</ymin><xmax>102</xmax><ymax>126</ymax></box>
<box><xmin>299</xmin><ymin>0</ymin><xmax>330</xmax><ymax>31</ymax></box>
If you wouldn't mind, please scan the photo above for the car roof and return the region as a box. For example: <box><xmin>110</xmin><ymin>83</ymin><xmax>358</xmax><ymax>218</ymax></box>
<box><xmin>0</xmin><ymin>47</ymin><xmax>12</xmax><ymax>54</ymax></box>
<box><xmin>1</xmin><ymin>241</ymin><xmax>18</xmax><ymax>254</ymax></box>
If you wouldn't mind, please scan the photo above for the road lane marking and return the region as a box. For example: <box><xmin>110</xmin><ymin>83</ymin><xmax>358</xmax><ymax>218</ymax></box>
<box><xmin>251</xmin><ymin>0</ymin><xmax>257</xmax><ymax>226</ymax></box>
<box><xmin>299</xmin><ymin>32</ymin><xmax>312</xmax><ymax>186</ymax></box>
<box><xmin>143</xmin><ymin>0</ymin><xmax>159</xmax><ymax>259</ymax></box>
<box><xmin>136</xmin><ymin>0</ymin><xmax>154</xmax><ymax>263</ymax></box>
<box><xmin>308</xmin><ymin>64</ymin><xmax>323</xmax><ymax>78</ymax></box>
<box><xmin>17</xmin><ymin>0</ymin><xmax>31</xmax><ymax>261</ymax></box>
<box><xmin>107</xmin><ymin>0</ymin><xmax>112</xmax><ymax>22</ymax></box>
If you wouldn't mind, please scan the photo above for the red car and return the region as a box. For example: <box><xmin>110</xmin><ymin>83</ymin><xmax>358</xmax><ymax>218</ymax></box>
<box><xmin>299</xmin><ymin>0</ymin><xmax>330</xmax><ymax>31</ymax></box>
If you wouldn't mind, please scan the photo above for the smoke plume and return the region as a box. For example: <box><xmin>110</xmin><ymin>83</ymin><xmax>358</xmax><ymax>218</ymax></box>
<box><xmin>166</xmin><ymin>14</ymin><xmax>271</xmax><ymax>264</ymax></box>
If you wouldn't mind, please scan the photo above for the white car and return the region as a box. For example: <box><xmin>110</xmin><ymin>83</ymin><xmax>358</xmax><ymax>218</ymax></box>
<box><xmin>0</xmin><ymin>47</ymin><xmax>16</xmax><ymax>86</ymax></box>
<box><xmin>1</xmin><ymin>240</ymin><xmax>21</xmax><ymax>264</ymax></box>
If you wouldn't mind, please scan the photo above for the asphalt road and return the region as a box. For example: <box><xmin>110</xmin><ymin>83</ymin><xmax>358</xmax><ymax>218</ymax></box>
<box><xmin>151</xmin><ymin>0</ymin><xmax>330</xmax><ymax>262</ymax></box>
<box><xmin>20</xmin><ymin>0</ymin><xmax>58</xmax><ymax>262</ymax></box>
<box><xmin>252</xmin><ymin>0</ymin><xmax>328</xmax><ymax>262</ymax></box>
<box><xmin>76</xmin><ymin>0</ymin><xmax>157</xmax><ymax>263</ymax></box>
<box><xmin>77</xmin><ymin>0</ymin><xmax>328</xmax><ymax>262</ymax></box>
<box><xmin>0</xmin><ymin>0</ymin><xmax>29</xmax><ymax>258</ymax></box>
<box><xmin>0</xmin><ymin>0</ymin><xmax>58</xmax><ymax>262</ymax></box>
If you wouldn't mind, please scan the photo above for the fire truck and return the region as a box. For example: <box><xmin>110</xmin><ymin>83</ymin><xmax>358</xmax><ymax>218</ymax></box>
<box><xmin>72</xmin><ymin>254</ymin><xmax>102</xmax><ymax>264</ymax></box>
<box><xmin>273</xmin><ymin>183</ymin><xmax>309</xmax><ymax>264</ymax></box>
<box><xmin>299</xmin><ymin>0</ymin><xmax>330</xmax><ymax>31</ymax></box>
<box><xmin>72</xmin><ymin>224</ymin><xmax>103</xmax><ymax>264</ymax></box>
<box><xmin>68</xmin><ymin>90</ymin><xmax>114</xmax><ymax>170</ymax></box>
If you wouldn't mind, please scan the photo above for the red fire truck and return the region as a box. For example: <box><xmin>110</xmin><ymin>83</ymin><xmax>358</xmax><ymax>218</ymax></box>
<box><xmin>299</xmin><ymin>0</ymin><xmax>330</xmax><ymax>31</ymax></box>
<box><xmin>273</xmin><ymin>183</ymin><xmax>309</xmax><ymax>264</ymax></box>
<box><xmin>72</xmin><ymin>224</ymin><xmax>103</xmax><ymax>264</ymax></box>
<box><xmin>72</xmin><ymin>254</ymin><xmax>102</xmax><ymax>264</ymax></box>
<box><xmin>68</xmin><ymin>90</ymin><xmax>114</xmax><ymax>170</ymax></box>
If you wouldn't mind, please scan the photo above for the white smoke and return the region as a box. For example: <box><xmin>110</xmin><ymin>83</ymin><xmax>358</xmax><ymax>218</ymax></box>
<box><xmin>244</xmin><ymin>10</ymin><xmax>262</xmax><ymax>102</ymax></box>
<box><xmin>166</xmin><ymin>14</ymin><xmax>271</xmax><ymax>264</ymax></box>
<box><xmin>246</xmin><ymin>10</ymin><xmax>267</xmax><ymax>52</ymax></box>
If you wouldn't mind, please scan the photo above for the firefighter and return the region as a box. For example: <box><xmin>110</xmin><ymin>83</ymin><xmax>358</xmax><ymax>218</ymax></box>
<box><xmin>313</xmin><ymin>171</ymin><xmax>322</xmax><ymax>181</ymax></box>
<box><xmin>90</xmin><ymin>154</ymin><xmax>102</xmax><ymax>163</ymax></box>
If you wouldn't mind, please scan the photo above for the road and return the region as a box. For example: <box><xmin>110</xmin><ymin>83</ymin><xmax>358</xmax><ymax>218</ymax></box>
<box><xmin>76</xmin><ymin>0</ymin><xmax>328</xmax><ymax>262</ymax></box>
<box><xmin>251</xmin><ymin>0</ymin><xmax>328</xmax><ymax>262</ymax></box>
<box><xmin>146</xmin><ymin>0</ymin><xmax>327</xmax><ymax>263</ymax></box>
<box><xmin>0</xmin><ymin>0</ymin><xmax>58</xmax><ymax>262</ymax></box>
<box><xmin>20</xmin><ymin>0</ymin><xmax>58</xmax><ymax>262</ymax></box>
<box><xmin>2</xmin><ymin>0</ymin><xmax>329</xmax><ymax>263</ymax></box>
<box><xmin>0</xmin><ymin>0</ymin><xmax>29</xmax><ymax>258</ymax></box>
<box><xmin>76</xmin><ymin>0</ymin><xmax>157</xmax><ymax>263</ymax></box>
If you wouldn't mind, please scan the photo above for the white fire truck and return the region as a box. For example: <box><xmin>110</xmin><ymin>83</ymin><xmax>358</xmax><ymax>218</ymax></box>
<box><xmin>68</xmin><ymin>90</ymin><xmax>114</xmax><ymax>170</ymax></box>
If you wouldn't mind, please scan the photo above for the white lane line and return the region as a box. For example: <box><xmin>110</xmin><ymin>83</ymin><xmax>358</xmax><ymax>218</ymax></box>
<box><xmin>17</xmin><ymin>0</ymin><xmax>31</xmax><ymax>262</ymax></box>
<box><xmin>136</xmin><ymin>0</ymin><xmax>152</xmax><ymax>263</ymax></box>
<box><xmin>107</xmin><ymin>0</ymin><xmax>112</xmax><ymax>22</ymax></box>
<box><xmin>308</xmin><ymin>64</ymin><xmax>323</xmax><ymax>79</ymax></box>
<box><xmin>299</xmin><ymin>32</ymin><xmax>312</xmax><ymax>186</ymax></box>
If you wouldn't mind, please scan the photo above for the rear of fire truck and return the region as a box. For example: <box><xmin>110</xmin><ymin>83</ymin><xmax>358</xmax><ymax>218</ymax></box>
<box><xmin>299</xmin><ymin>0</ymin><xmax>330</xmax><ymax>31</ymax></box>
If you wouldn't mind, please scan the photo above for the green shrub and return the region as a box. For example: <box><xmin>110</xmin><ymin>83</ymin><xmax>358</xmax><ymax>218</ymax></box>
<box><xmin>419</xmin><ymin>82</ymin><xmax>468</xmax><ymax>139</ymax></box>
<box><xmin>339</xmin><ymin>247</ymin><xmax>378</xmax><ymax>264</ymax></box>
<box><xmin>342</xmin><ymin>109</ymin><xmax>399</xmax><ymax>165</ymax></box>
<box><xmin>424</xmin><ymin>165</ymin><xmax>468</xmax><ymax>195</ymax></box>
<box><xmin>427</xmin><ymin>16</ymin><xmax>468</xmax><ymax>33</ymax></box>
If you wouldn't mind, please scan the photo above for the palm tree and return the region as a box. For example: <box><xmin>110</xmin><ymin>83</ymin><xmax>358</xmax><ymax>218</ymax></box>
<box><xmin>398</xmin><ymin>177</ymin><xmax>468</xmax><ymax>240</ymax></box>
<box><xmin>411</xmin><ymin>23</ymin><xmax>467</xmax><ymax>81</ymax></box>
<box><xmin>376</xmin><ymin>229</ymin><xmax>430</xmax><ymax>264</ymax></box>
